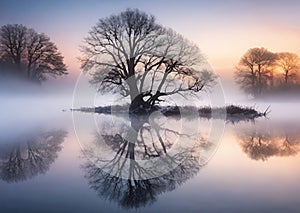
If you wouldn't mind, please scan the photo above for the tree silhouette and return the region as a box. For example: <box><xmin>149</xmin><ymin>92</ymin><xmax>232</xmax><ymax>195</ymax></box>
<box><xmin>80</xmin><ymin>9</ymin><xmax>216</xmax><ymax>113</ymax></box>
<box><xmin>0</xmin><ymin>24</ymin><xmax>67</xmax><ymax>82</ymax></box>
<box><xmin>82</xmin><ymin>115</ymin><xmax>212</xmax><ymax>209</ymax></box>
<box><xmin>235</xmin><ymin>48</ymin><xmax>300</xmax><ymax>97</ymax></box>
<box><xmin>0</xmin><ymin>130</ymin><xmax>67</xmax><ymax>183</ymax></box>
<box><xmin>237</xmin><ymin>128</ymin><xmax>300</xmax><ymax>161</ymax></box>
<box><xmin>276</xmin><ymin>52</ymin><xmax>300</xmax><ymax>85</ymax></box>
<box><xmin>235</xmin><ymin>47</ymin><xmax>277</xmax><ymax>97</ymax></box>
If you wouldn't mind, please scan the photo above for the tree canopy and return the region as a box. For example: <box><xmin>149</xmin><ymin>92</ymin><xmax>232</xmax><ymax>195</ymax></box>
<box><xmin>276</xmin><ymin>52</ymin><xmax>300</xmax><ymax>85</ymax></box>
<box><xmin>235</xmin><ymin>47</ymin><xmax>300</xmax><ymax>97</ymax></box>
<box><xmin>0</xmin><ymin>24</ymin><xmax>67</xmax><ymax>82</ymax></box>
<box><xmin>81</xmin><ymin>9</ymin><xmax>216</xmax><ymax>112</ymax></box>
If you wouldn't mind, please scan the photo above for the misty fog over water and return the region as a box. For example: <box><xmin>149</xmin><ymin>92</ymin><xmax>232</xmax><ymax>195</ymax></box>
<box><xmin>1</xmin><ymin>0</ymin><xmax>300</xmax><ymax>211</ymax></box>
<box><xmin>1</xmin><ymin>71</ymin><xmax>300</xmax><ymax>213</ymax></box>
<box><xmin>1</xmin><ymin>73</ymin><xmax>299</xmax><ymax>133</ymax></box>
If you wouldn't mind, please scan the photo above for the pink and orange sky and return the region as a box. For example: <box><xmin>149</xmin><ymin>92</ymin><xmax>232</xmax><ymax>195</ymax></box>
<box><xmin>1</xmin><ymin>0</ymin><xmax>300</xmax><ymax>79</ymax></box>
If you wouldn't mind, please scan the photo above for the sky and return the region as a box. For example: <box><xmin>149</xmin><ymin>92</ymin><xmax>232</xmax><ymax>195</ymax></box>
<box><xmin>1</xmin><ymin>0</ymin><xmax>300</xmax><ymax>80</ymax></box>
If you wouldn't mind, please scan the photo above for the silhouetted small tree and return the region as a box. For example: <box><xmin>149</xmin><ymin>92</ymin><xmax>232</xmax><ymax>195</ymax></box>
<box><xmin>235</xmin><ymin>47</ymin><xmax>277</xmax><ymax>97</ymax></box>
<box><xmin>235</xmin><ymin>48</ymin><xmax>300</xmax><ymax>97</ymax></box>
<box><xmin>276</xmin><ymin>52</ymin><xmax>300</xmax><ymax>85</ymax></box>
<box><xmin>0</xmin><ymin>24</ymin><xmax>67</xmax><ymax>82</ymax></box>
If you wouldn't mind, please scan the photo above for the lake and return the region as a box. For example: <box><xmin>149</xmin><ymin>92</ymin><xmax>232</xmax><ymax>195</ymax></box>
<box><xmin>1</xmin><ymin>100</ymin><xmax>300</xmax><ymax>213</ymax></box>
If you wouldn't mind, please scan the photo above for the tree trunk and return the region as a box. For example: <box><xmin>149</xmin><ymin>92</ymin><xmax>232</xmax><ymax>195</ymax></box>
<box><xmin>27</xmin><ymin>63</ymin><xmax>31</xmax><ymax>79</ymax></box>
<box><xmin>128</xmin><ymin>142</ymin><xmax>135</xmax><ymax>160</ymax></box>
<box><xmin>127</xmin><ymin>76</ymin><xmax>139</xmax><ymax>102</ymax></box>
<box><xmin>257</xmin><ymin>65</ymin><xmax>262</xmax><ymax>96</ymax></box>
<box><xmin>251</xmin><ymin>68</ymin><xmax>256</xmax><ymax>96</ymax></box>
<box><xmin>126</xmin><ymin>58</ymin><xmax>156</xmax><ymax>114</ymax></box>
<box><xmin>285</xmin><ymin>70</ymin><xmax>288</xmax><ymax>85</ymax></box>
<box><xmin>129</xmin><ymin>94</ymin><xmax>152</xmax><ymax>114</ymax></box>
<box><xmin>15</xmin><ymin>55</ymin><xmax>22</xmax><ymax>73</ymax></box>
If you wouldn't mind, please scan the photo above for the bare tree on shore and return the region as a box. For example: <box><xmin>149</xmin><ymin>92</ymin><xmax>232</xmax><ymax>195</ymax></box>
<box><xmin>80</xmin><ymin>9</ymin><xmax>216</xmax><ymax>113</ymax></box>
<box><xmin>0</xmin><ymin>24</ymin><xmax>67</xmax><ymax>82</ymax></box>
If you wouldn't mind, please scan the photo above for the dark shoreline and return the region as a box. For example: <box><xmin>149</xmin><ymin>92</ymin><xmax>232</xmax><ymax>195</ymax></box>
<box><xmin>72</xmin><ymin>105</ymin><xmax>268</xmax><ymax>123</ymax></box>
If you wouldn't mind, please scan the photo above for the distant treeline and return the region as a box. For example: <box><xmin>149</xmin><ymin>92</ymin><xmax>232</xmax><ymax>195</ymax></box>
<box><xmin>0</xmin><ymin>24</ymin><xmax>67</xmax><ymax>83</ymax></box>
<box><xmin>235</xmin><ymin>47</ymin><xmax>300</xmax><ymax>98</ymax></box>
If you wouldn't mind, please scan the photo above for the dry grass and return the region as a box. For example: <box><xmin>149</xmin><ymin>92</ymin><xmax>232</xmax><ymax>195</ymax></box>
<box><xmin>73</xmin><ymin>104</ymin><xmax>267</xmax><ymax>123</ymax></box>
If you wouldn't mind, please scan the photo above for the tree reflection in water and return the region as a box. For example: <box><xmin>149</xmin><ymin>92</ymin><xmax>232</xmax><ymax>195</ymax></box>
<box><xmin>0</xmin><ymin>130</ymin><xmax>67</xmax><ymax>183</ymax></box>
<box><xmin>237</xmin><ymin>124</ymin><xmax>300</xmax><ymax>161</ymax></box>
<box><xmin>82</xmin><ymin>114</ymin><xmax>216</xmax><ymax>209</ymax></box>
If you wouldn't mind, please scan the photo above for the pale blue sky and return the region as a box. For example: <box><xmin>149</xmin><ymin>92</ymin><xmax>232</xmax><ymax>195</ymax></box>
<box><xmin>1</xmin><ymin>0</ymin><xmax>300</xmax><ymax>75</ymax></box>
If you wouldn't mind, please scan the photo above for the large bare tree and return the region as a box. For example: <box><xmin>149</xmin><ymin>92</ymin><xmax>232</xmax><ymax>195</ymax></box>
<box><xmin>80</xmin><ymin>9</ymin><xmax>216</xmax><ymax>112</ymax></box>
<box><xmin>235</xmin><ymin>47</ymin><xmax>277</xmax><ymax>97</ymax></box>
<box><xmin>0</xmin><ymin>24</ymin><xmax>67</xmax><ymax>82</ymax></box>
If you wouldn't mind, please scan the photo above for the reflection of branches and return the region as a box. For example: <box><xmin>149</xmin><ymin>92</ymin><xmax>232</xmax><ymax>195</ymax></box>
<box><xmin>83</xmin><ymin>116</ymin><xmax>212</xmax><ymax>209</ymax></box>
<box><xmin>0</xmin><ymin>130</ymin><xmax>67</xmax><ymax>183</ymax></box>
<box><xmin>237</xmin><ymin>129</ymin><xmax>300</xmax><ymax>161</ymax></box>
<box><xmin>84</xmin><ymin>142</ymin><xmax>205</xmax><ymax>209</ymax></box>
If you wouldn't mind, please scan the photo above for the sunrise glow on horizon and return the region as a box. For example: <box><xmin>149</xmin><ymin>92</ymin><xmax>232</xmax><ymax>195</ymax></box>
<box><xmin>2</xmin><ymin>2</ymin><xmax>300</xmax><ymax>212</ymax></box>
<box><xmin>1</xmin><ymin>0</ymin><xmax>300</xmax><ymax>78</ymax></box>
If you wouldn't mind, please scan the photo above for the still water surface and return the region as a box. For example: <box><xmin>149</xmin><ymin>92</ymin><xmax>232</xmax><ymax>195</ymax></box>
<box><xmin>1</xmin><ymin>102</ymin><xmax>300</xmax><ymax>213</ymax></box>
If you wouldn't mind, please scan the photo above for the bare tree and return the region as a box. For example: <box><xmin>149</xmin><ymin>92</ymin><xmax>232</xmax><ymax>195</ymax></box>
<box><xmin>80</xmin><ymin>9</ymin><xmax>216</xmax><ymax>113</ymax></box>
<box><xmin>0</xmin><ymin>24</ymin><xmax>27</xmax><ymax>74</ymax></box>
<box><xmin>235</xmin><ymin>47</ymin><xmax>277</xmax><ymax>97</ymax></box>
<box><xmin>82</xmin><ymin>115</ymin><xmax>209</xmax><ymax>209</ymax></box>
<box><xmin>0</xmin><ymin>130</ymin><xmax>67</xmax><ymax>183</ymax></box>
<box><xmin>0</xmin><ymin>24</ymin><xmax>67</xmax><ymax>82</ymax></box>
<box><xmin>276</xmin><ymin>52</ymin><xmax>300</xmax><ymax>85</ymax></box>
<box><xmin>237</xmin><ymin>129</ymin><xmax>300</xmax><ymax>161</ymax></box>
